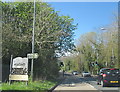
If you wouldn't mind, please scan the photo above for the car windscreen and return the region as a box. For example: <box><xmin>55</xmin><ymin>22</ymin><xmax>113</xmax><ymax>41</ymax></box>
<box><xmin>104</xmin><ymin>69</ymin><xmax>120</xmax><ymax>74</ymax></box>
<box><xmin>74</xmin><ymin>71</ymin><xmax>77</xmax><ymax>72</ymax></box>
<box><xmin>99</xmin><ymin>69</ymin><xmax>110</xmax><ymax>74</ymax></box>
<box><xmin>84</xmin><ymin>72</ymin><xmax>89</xmax><ymax>73</ymax></box>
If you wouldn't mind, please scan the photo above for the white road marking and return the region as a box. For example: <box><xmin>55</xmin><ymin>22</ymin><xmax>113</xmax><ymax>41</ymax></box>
<box><xmin>71</xmin><ymin>82</ymin><xmax>75</xmax><ymax>86</ymax></box>
<box><xmin>88</xmin><ymin>83</ymin><xmax>96</xmax><ymax>88</ymax></box>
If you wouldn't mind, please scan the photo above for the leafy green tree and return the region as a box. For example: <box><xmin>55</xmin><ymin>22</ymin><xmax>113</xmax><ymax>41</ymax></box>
<box><xmin>2</xmin><ymin>1</ymin><xmax>77</xmax><ymax>80</ymax></box>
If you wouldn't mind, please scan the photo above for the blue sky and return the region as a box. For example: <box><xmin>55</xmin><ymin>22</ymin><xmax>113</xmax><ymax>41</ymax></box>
<box><xmin>48</xmin><ymin>2</ymin><xmax>118</xmax><ymax>42</ymax></box>
<box><xmin>2</xmin><ymin>1</ymin><xmax>118</xmax><ymax>43</ymax></box>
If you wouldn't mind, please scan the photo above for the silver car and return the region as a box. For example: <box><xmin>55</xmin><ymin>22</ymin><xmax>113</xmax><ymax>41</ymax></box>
<box><xmin>72</xmin><ymin>71</ymin><xmax>79</xmax><ymax>75</ymax></box>
<box><xmin>82</xmin><ymin>72</ymin><xmax>91</xmax><ymax>77</ymax></box>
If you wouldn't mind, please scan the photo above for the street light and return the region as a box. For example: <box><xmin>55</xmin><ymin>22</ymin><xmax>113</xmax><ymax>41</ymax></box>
<box><xmin>95</xmin><ymin>48</ymin><xmax>99</xmax><ymax>74</ymax></box>
<box><xmin>100</xmin><ymin>28</ymin><xmax>114</xmax><ymax>67</ymax></box>
<box><xmin>100</xmin><ymin>28</ymin><xmax>108</xmax><ymax>67</ymax></box>
<box><xmin>100</xmin><ymin>28</ymin><xmax>106</xmax><ymax>30</ymax></box>
<box><xmin>31</xmin><ymin>0</ymin><xmax>36</xmax><ymax>81</ymax></box>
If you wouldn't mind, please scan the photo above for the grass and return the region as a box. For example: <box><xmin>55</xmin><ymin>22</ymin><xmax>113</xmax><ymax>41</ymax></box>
<box><xmin>0</xmin><ymin>80</ymin><xmax>57</xmax><ymax>90</ymax></box>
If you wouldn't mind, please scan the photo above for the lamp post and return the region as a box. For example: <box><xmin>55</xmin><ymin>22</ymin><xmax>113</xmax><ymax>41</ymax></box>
<box><xmin>95</xmin><ymin>47</ymin><xmax>99</xmax><ymax>74</ymax></box>
<box><xmin>100</xmin><ymin>28</ymin><xmax>114</xmax><ymax>67</ymax></box>
<box><xmin>31</xmin><ymin>0</ymin><xmax>36</xmax><ymax>81</ymax></box>
<box><xmin>80</xmin><ymin>51</ymin><xmax>84</xmax><ymax>72</ymax></box>
<box><xmin>100</xmin><ymin>28</ymin><xmax>108</xmax><ymax>67</ymax></box>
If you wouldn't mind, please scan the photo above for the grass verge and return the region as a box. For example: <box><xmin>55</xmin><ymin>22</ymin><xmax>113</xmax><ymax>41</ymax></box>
<box><xmin>0</xmin><ymin>80</ymin><xmax>57</xmax><ymax>90</ymax></box>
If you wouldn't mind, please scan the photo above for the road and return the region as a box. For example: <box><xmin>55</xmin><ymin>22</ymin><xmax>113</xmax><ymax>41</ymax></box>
<box><xmin>84</xmin><ymin>76</ymin><xmax>120</xmax><ymax>92</ymax></box>
<box><xmin>53</xmin><ymin>73</ymin><xmax>120</xmax><ymax>92</ymax></box>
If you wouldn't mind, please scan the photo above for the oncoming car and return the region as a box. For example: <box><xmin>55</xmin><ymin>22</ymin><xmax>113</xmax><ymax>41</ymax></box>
<box><xmin>82</xmin><ymin>72</ymin><xmax>91</xmax><ymax>77</ymax></box>
<box><xmin>97</xmin><ymin>68</ymin><xmax>120</xmax><ymax>87</ymax></box>
<box><xmin>72</xmin><ymin>71</ymin><xmax>79</xmax><ymax>75</ymax></box>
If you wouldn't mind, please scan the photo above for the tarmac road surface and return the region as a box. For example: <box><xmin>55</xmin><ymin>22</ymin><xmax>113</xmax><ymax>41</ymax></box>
<box><xmin>53</xmin><ymin>73</ymin><xmax>120</xmax><ymax>92</ymax></box>
<box><xmin>53</xmin><ymin>73</ymin><xmax>98</xmax><ymax>92</ymax></box>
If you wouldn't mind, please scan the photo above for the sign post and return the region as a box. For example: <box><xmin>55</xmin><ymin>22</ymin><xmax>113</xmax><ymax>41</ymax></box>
<box><xmin>9</xmin><ymin>57</ymin><xmax>28</xmax><ymax>85</ymax></box>
<box><xmin>27</xmin><ymin>53</ymin><xmax>38</xmax><ymax>81</ymax></box>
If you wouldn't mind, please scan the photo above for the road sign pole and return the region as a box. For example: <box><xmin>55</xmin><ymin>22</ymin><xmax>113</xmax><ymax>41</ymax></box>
<box><xmin>31</xmin><ymin>0</ymin><xmax>35</xmax><ymax>81</ymax></box>
<box><xmin>10</xmin><ymin>55</ymin><xmax>13</xmax><ymax>74</ymax></box>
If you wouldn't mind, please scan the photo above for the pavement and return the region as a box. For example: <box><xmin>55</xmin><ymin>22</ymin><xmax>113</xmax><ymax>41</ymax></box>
<box><xmin>48</xmin><ymin>71</ymin><xmax>66</xmax><ymax>92</ymax></box>
<box><xmin>56</xmin><ymin>71</ymin><xmax>66</xmax><ymax>82</ymax></box>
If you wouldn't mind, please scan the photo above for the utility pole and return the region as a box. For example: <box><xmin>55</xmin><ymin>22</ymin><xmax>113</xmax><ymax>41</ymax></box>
<box><xmin>31</xmin><ymin>0</ymin><xmax>36</xmax><ymax>81</ymax></box>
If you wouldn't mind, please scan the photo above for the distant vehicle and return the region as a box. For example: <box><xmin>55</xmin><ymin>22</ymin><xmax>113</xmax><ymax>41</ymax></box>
<box><xmin>72</xmin><ymin>71</ymin><xmax>78</xmax><ymax>75</ymax></box>
<box><xmin>97</xmin><ymin>68</ymin><xmax>120</xmax><ymax>87</ymax></box>
<box><xmin>82</xmin><ymin>72</ymin><xmax>91</xmax><ymax>77</ymax></box>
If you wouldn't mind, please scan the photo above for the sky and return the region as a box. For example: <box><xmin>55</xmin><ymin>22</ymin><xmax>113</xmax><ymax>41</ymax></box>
<box><xmin>48</xmin><ymin>2</ymin><xmax>118</xmax><ymax>43</ymax></box>
<box><xmin>2</xmin><ymin>0</ymin><xmax>118</xmax><ymax>43</ymax></box>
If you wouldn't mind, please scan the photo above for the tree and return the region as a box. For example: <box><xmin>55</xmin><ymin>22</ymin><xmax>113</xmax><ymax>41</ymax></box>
<box><xmin>2</xmin><ymin>1</ymin><xmax>77</xmax><ymax>80</ymax></box>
